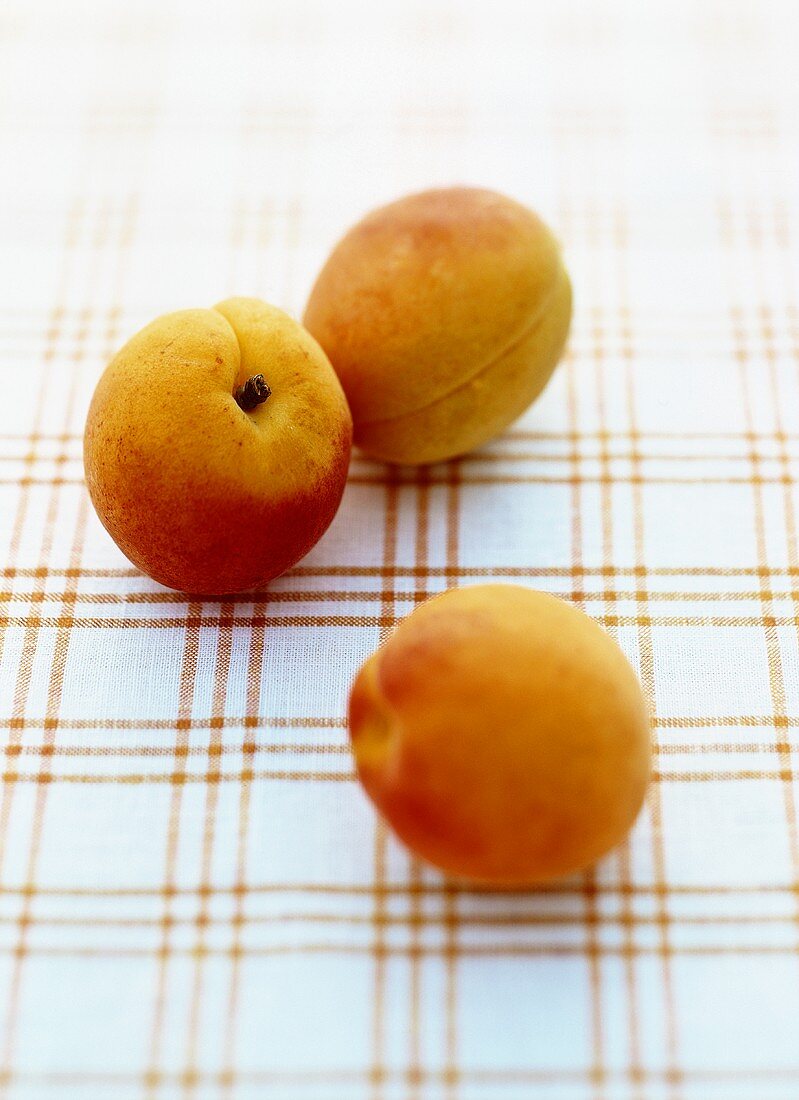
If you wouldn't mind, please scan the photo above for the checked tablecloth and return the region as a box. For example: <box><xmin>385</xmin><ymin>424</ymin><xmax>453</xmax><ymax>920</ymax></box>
<box><xmin>2</xmin><ymin>1</ymin><xmax>799</xmax><ymax>1098</ymax></box>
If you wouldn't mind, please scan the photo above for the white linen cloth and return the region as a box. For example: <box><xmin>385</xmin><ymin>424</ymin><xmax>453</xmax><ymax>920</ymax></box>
<box><xmin>1</xmin><ymin>1</ymin><xmax>799</xmax><ymax>1097</ymax></box>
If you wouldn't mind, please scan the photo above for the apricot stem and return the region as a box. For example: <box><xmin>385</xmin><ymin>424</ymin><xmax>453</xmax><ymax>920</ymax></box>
<box><xmin>234</xmin><ymin>374</ymin><xmax>271</xmax><ymax>411</ymax></box>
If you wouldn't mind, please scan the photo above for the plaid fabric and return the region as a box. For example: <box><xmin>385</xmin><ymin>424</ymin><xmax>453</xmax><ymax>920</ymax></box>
<box><xmin>2</xmin><ymin>0</ymin><xmax>799</xmax><ymax>1097</ymax></box>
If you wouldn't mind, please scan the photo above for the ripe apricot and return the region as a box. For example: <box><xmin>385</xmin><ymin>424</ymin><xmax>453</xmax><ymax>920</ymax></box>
<box><xmin>84</xmin><ymin>298</ymin><xmax>352</xmax><ymax>594</ymax></box>
<box><xmin>349</xmin><ymin>585</ymin><xmax>651</xmax><ymax>885</ymax></box>
<box><xmin>303</xmin><ymin>187</ymin><xmax>572</xmax><ymax>465</ymax></box>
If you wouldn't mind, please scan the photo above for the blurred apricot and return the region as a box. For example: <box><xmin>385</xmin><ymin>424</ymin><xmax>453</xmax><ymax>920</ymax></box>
<box><xmin>349</xmin><ymin>585</ymin><xmax>650</xmax><ymax>885</ymax></box>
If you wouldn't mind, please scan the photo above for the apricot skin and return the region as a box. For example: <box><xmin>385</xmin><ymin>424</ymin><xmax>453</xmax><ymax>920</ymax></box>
<box><xmin>83</xmin><ymin>298</ymin><xmax>352</xmax><ymax>594</ymax></box>
<box><xmin>303</xmin><ymin>187</ymin><xmax>572</xmax><ymax>465</ymax></box>
<box><xmin>348</xmin><ymin>585</ymin><xmax>651</xmax><ymax>886</ymax></box>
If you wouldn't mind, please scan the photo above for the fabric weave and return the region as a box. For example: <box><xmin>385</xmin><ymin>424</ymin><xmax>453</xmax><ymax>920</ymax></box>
<box><xmin>1</xmin><ymin>1</ymin><xmax>799</xmax><ymax>1097</ymax></box>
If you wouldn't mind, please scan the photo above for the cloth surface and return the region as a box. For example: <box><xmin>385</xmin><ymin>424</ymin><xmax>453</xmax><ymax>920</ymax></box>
<box><xmin>2</xmin><ymin>0</ymin><xmax>799</xmax><ymax>1097</ymax></box>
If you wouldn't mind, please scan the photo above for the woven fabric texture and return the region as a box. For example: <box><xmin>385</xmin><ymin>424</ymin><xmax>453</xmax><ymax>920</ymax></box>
<box><xmin>1</xmin><ymin>1</ymin><xmax>799</xmax><ymax>1097</ymax></box>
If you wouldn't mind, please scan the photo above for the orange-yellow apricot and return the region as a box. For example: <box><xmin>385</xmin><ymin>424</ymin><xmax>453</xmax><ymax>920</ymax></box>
<box><xmin>303</xmin><ymin>187</ymin><xmax>572</xmax><ymax>465</ymax></box>
<box><xmin>84</xmin><ymin>298</ymin><xmax>352</xmax><ymax>594</ymax></box>
<box><xmin>348</xmin><ymin>585</ymin><xmax>651</xmax><ymax>885</ymax></box>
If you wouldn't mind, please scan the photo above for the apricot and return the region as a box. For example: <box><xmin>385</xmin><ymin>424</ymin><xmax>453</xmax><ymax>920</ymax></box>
<box><xmin>83</xmin><ymin>297</ymin><xmax>352</xmax><ymax>594</ymax></box>
<box><xmin>349</xmin><ymin>585</ymin><xmax>651</xmax><ymax>885</ymax></box>
<box><xmin>303</xmin><ymin>187</ymin><xmax>572</xmax><ymax>465</ymax></box>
